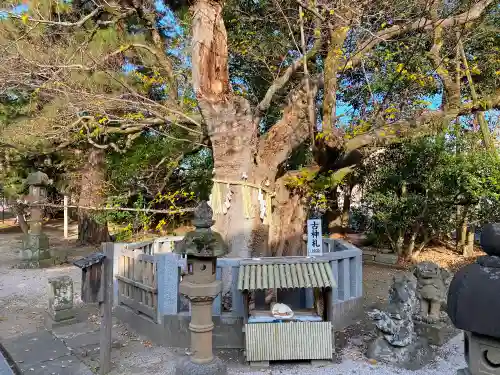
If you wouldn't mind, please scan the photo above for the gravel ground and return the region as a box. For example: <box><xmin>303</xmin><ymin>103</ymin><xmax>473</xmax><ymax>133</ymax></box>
<box><xmin>108</xmin><ymin>333</ymin><xmax>465</xmax><ymax>375</ymax></box>
<box><xmin>0</xmin><ymin>222</ymin><xmax>466</xmax><ymax>374</ymax></box>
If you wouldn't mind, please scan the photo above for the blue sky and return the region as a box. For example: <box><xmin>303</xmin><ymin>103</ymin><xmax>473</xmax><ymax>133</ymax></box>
<box><xmin>0</xmin><ymin>3</ymin><xmax>28</xmax><ymax>18</ymax></box>
<box><xmin>335</xmin><ymin>93</ymin><xmax>442</xmax><ymax>127</ymax></box>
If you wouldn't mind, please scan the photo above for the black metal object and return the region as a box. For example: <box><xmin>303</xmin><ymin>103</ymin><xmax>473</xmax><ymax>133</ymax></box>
<box><xmin>73</xmin><ymin>252</ymin><xmax>106</xmax><ymax>303</ymax></box>
<box><xmin>447</xmin><ymin>223</ymin><xmax>500</xmax><ymax>339</ymax></box>
<box><xmin>73</xmin><ymin>252</ymin><xmax>106</xmax><ymax>269</ymax></box>
<box><xmin>480</xmin><ymin>223</ymin><xmax>500</xmax><ymax>256</ymax></box>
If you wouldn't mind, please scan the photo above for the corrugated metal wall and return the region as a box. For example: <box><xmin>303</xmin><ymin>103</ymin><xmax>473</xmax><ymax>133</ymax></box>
<box><xmin>245</xmin><ymin>322</ymin><xmax>333</xmax><ymax>362</ymax></box>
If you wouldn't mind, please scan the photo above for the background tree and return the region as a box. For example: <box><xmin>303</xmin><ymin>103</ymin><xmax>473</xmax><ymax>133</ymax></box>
<box><xmin>1</xmin><ymin>0</ymin><xmax>498</xmax><ymax>255</ymax></box>
<box><xmin>0</xmin><ymin>0</ymin><xmax>204</xmax><ymax>244</ymax></box>
<box><xmin>361</xmin><ymin>132</ymin><xmax>500</xmax><ymax>260</ymax></box>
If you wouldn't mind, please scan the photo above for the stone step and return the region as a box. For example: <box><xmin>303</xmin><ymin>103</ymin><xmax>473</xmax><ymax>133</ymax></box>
<box><xmin>0</xmin><ymin>348</ymin><xmax>15</xmax><ymax>375</ymax></box>
<box><xmin>2</xmin><ymin>330</ymin><xmax>94</xmax><ymax>375</ymax></box>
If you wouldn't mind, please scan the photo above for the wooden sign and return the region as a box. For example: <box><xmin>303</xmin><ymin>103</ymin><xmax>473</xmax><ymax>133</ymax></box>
<box><xmin>307</xmin><ymin>219</ymin><xmax>323</xmax><ymax>256</ymax></box>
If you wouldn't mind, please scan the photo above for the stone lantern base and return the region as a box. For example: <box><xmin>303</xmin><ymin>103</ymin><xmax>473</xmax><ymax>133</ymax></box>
<box><xmin>20</xmin><ymin>233</ymin><xmax>53</xmax><ymax>268</ymax></box>
<box><xmin>457</xmin><ymin>331</ymin><xmax>500</xmax><ymax>375</ymax></box>
<box><xmin>175</xmin><ymin>356</ymin><xmax>227</xmax><ymax>375</ymax></box>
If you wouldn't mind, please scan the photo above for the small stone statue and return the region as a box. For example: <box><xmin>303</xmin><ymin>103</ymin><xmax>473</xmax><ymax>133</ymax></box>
<box><xmin>412</xmin><ymin>261</ymin><xmax>451</xmax><ymax>323</ymax></box>
<box><xmin>368</xmin><ymin>273</ymin><xmax>418</xmax><ymax>346</ymax></box>
<box><xmin>367</xmin><ymin>273</ymin><xmax>433</xmax><ymax>369</ymax></box>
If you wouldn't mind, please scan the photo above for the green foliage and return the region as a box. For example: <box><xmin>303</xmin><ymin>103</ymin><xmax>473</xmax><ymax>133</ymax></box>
<box><xmin>173</xmin><ymin>148</ymin><xmax>214</xmax><ymax>200</ymax></box>
<box><xmin>285</xmin><ymin>166</ymin><xmax>353</xmax><ymax>215</ymax></box>
<box><xmin>361</xmin><ymin>132</ymin><xmax>500</xmax><ymax>254</ymax></box>
<box><xmin>464</xmin><ymin>6</ymin><xmax>500</xmax><ymax>95</ymax></box>
<box><xmin>103</xmin><ymin>134</ymin><xmax>210</xmax><ymax>234</ymax></box>
<box><xmin>0</xmin><ymin>166</ymin><xmax>28</xmax><ymax>199</ymax></box>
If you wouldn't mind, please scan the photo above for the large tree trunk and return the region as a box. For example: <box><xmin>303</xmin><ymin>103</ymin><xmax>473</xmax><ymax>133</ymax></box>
<box><xmin>191</xmin><ymin>0</ymin><xmax>311</xmax><ymax>257</ymax></box>
<box><xmin>456</xmin><ymin>205</ymin><xmax>468</xmax><ymax>254</ymax></box>
<box><xmin>464</xmin><ymin>225</ymin><xmax>475</xmax><ymax>257</ymax></box>
<box><xmin>341</xmin><ymin>184</ymin><xmax>353</xmax><ymax>231</ymax></box>
<box><xmin>191</xmin><ymin>0</ymin><xmax>258</xmax><ymax>257</ymax></box>
<box><xmin>269</xmin><ymin>175</ymin><xmax>308</xmax><ymax>257</ymax></box>
<box><xmin>202</xmin><ymin>98</ymin><xmax>262</xmax><ymax>257</ymax></box>
<box><xmin>77</xmin><ymin>149</ymin><xmax>110</xmax><ymax>245</ymax></box>
<box><xmin>405</xmin><ymin>227</ymin><xmax>419</xmax><ymax>260</ymax></box>
<box><xmin>324</xmin><ymin>188</ymin><xmax>342</xmax><ymax>234</ymax></box>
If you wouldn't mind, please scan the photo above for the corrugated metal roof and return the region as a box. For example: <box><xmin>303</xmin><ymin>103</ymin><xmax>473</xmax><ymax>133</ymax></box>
<box><xmin>237</xmin><ymin>261</ymin><xmax>336</xmax><ymax>291</ymax></box>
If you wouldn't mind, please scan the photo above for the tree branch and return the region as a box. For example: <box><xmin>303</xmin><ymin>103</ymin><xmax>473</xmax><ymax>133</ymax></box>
<box><xmin>126</xmin><ymin>1</ymin><xmax>178</xmax><ymax>98</ymax></box>
<box><xmin>345</xmin><ymin>0</ymin><xmax>494</xmax><ymax>69</ymax></box>
<box><xmin>294</xmin><ymin>0</ymin><xmax>324</xmax><ymax>20</ymax></box>
<box><xmin>256</xmin><ymin>80</ymin><xmax>319</xmax><ymax>179</ymax></box>
<box><xmin>428</xmin><ymin>0</ymin><xmax>458</xmax><ymax>109</ymax></box>
<box><xmin>0</xmin><ymin>142</ymin><xmax>20</xmax><ymax>150</ymax></box>
<box><xmin>254</xmin><ymin>28</ymin><xmax>323</xmax><ymax>122</ymax></box>
<box><xmin>345</xmin><ymin>92</ymin><xmax>500</xmax><ymax>150</ymax></box>
<box><xmin>10</xmin><ymin>6</ymin><xmax>103</xmax><ymax>27</ymax></box>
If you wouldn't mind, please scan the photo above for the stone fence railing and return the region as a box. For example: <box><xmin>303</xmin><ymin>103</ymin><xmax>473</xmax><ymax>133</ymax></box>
<box><xmin>112</xmin><ymin>237</ymin><xmax>363</xmax><ymax>348</ymax></box>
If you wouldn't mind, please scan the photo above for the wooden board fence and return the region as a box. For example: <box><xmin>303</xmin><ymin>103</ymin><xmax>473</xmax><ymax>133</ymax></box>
<box><xmin>116</xmin><ymin>249</ymin><xmax>158</xmax><ymax>322</ymax></box>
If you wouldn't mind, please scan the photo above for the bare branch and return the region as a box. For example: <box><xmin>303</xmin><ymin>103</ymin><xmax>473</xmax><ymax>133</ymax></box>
<box><xmin>255</xmin><ymin>30</ymin><xmax>323</xmax><ymax>121</ymax></box>
<box><xmin>0</xmin><ymin>142</ymin><xmax>20</xmax><ymax>150</ymax></box>
<box><xmin>9</xmin><ymin>6</ymin><xmax>103</xmax><ymax>27</ymax></box>
<box><xmin>129</xmin><ymin>2</ymin><xmax>177</xmax><ymax>98</ymax></box>
<box><xmin>294</xmin><ymin>0</ymin><xmax>324</xmax><ymax>20</ymax></box>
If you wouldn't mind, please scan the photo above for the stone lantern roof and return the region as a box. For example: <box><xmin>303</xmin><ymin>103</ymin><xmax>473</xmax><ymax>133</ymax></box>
<box><xmin>175</xmin><ymin>201</ymin><xmax>228</xmax><ymax>258</ymax></box>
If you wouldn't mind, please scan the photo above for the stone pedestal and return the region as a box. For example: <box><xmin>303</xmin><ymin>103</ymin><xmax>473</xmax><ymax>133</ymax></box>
<box><xmin>19</xmin><ymin>171</ymin><xmax>53</xmax><ymax>268</ymax></box>
<box><xmin>174</xmin><ymin>201</ymin><xmax>228</xmax><ymax>375</ymax></box>
<box><xmin>45</xmin><ymin>276</ymin><xmax>76</xmax><ymax>329</ymax></box>
<box><xmin>20</xmin><ymin>233</ymin><xmax>52</xmax><ymax>268</ymax></box>
<box><xmin>176</xmin><ymin>280</ymin><xmax>227</xmax><ymax>375</ymax></box>
<box><xmin>414</xmin><ymin>319</ymin><xmax>459</xmax><ymax>346</ymax></box>
<box><xmin>366</xmin><ymin>335</ymin><xmax>434</xmax><ymax>370</ymax></box>
<box><xmin>176</xmin><ymin>356</ymin><xmax>227</xmax><ymax>375</ymax></box>
<box><xmin>463</xmin><ymin>331</ymin><xmax>500</xmax><ymax>375</ymax></box>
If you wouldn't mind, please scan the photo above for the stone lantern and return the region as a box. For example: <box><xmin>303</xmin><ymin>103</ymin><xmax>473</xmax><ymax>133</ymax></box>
<box><xmin>174</xmin><ymin>200</ymin><xmax>228</xmax><ymax>375</ymax></box>
<box><xmin>447</xmin><ymin>223</ymin><xmax>500</xmax><ymax>375</ymax></box>
<box><xmin>20</xmin><ymin>171</ymin><xmax>52</xmax><ymax>268</ymax></box>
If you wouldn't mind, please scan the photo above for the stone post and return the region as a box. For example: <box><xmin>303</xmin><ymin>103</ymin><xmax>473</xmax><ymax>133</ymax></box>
<box><xmin>20</xmin><ymin>171</ymin><xmax>52</xmax><ymax>268</ymax></box>
<box><xmin>45</xmin><ymin>276</ymin><xmax>76</xmax><ymax>329</ymax></box>
<box><xmin>174</xmin><ymin>201</ymin><xmax>228</xmax><ymax>375</ymax></box>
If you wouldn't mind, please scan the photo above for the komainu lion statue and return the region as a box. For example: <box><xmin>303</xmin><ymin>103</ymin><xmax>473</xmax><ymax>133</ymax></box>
<box><xmin>367</xmin><ymin>272</ymin><xmax>433</xmax><ymax>369</ymax></box>
<box><xmin>412</xmin><ymin>261</ymin><xmax>451</xmax><ymax>324</ymax></box>
<box><xmin>368</xmin><ymin>273</ymin><xmax>418</xmax><ymax>347</ymax></box>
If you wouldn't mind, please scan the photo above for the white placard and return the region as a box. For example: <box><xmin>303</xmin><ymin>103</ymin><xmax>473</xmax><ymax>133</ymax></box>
<box><xmin>307</xmin><ymin>219</ymin><xmax>323</xmax><ymax>256</ymax></box>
